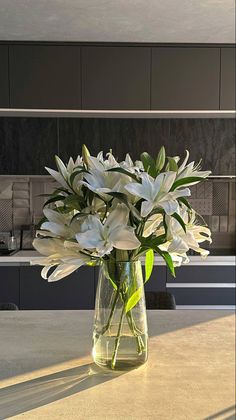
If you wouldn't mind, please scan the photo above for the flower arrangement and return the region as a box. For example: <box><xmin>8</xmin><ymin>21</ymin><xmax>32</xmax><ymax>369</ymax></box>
<box><xmin>33</xmin><ymin>145</ymin><xmax>211</xmax><ymax>281</ymax></box>
<box><xmin>32</xmin><ymin>145</ymin><xmax>212</xmax><ymax>369</ymax></box>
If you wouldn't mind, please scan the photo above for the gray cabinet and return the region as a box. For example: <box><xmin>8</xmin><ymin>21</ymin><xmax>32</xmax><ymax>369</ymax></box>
<box><xmin>20</xmin><ymin>266</ymin><xmax>95</xmax><ymax>309</ymax></box>
<box><xmin>151</xmin><ymin>47</ymin><xmax>220</xmax><ymax>110</ymax></box>
<box><xmin>9</xmin><ymin>45</ymin><xmax>81</xmax><ymax>109</ymax></box>
<box><xmin>220</xmin><ymin>48</ymin><xmax>236</xmax><ymax>110</ymax></box>
<box><xmin>144</xmin><ymin>266</ymin><xmax>166</xmax><ymax>292</ymax></box>
<box><xmin>167</xmin><ymin>265</ymin><xmax>235</xmax><ymax>306</ymax></box>
<box><xmin>0</xmin><ymin>267</ymin><xmax>20</xmax><ymax>307</ymax></box>
<box><xmin>0</xmin><ymin>46</ymin><xmax>9</xmax><ymax>107</ymax></box>
<box><xmin>82</xmin><ymin>46</ymin><xmax>151</xmax><ymax>110</ymax></box>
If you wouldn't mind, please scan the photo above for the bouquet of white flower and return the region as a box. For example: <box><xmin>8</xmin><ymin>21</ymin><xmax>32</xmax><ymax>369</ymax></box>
<box><xmin>33</xmin><ymin>145</ymin><xmax>211</xmax><ymax>278</ymax></box>
<box><xmin>32</xmin><ymin>145</ymin><xmax>212</xmax><ymax>369</ymax></box>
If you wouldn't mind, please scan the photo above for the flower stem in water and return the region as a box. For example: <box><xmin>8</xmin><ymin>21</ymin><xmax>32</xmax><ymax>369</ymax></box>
<box><xmin>111</xmin><ymin>305</ymin><xmax>125</xmax><ymax>369</ymax></box>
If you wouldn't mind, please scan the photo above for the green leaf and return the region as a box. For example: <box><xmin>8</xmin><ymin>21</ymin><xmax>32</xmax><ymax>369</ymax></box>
<box><xmin>107</xmin><ymin>167</ymin><xmax>139</xmax><ymax>182</ymax></box>
<box><xmin>140</xmin><ymin>152</ymin><xmax>157</xmax><ymax>178</ymax></box>
<box><xmin>178</xmin><ymin>196</ymin><xmax>192</xmax><ymax>210</ymax></box>
<box><xmin>156</xmin><ymin>146</ymin><xmax>166</xmax><ymax>172</ymax></box>
<box><xmin>107</xmin><ymin>192</ymin><xmax>130</xmax><ymax>208</ymax></box>
<box><xmin>69</xmin><ymin>169</ymin><xmax>89</xmax><ymax>186</ymax></box>
<box><xmin>125</xmin><ymin>287</ymin><xmax>143</xmax><ymax>313</ymax></box>
<box><xmin>170</xmin><ymin>176</ymin><xmax>204</xmax><ymax>191</ymax></box>
<box><xmin>167</xmin><ymin>157</ymin><xmax>178</xmax><ymax>172</ymax></box>
<box><xmin>63</xmin><ymin>195</ymin><xmax>85</xmax><ymax>211</ymax></box>
<box><xmin>145</xmin><ymin>249</ymin><xmax>154</xmax><ymax>283</ymax></box>
<box><xmin>43</xmin><ymin>195</ymin><xmax>66</xmax><ymax>207</ymax></box>
<box><xmin>104</xmin><ymin>263</ymin><xmax>118</xmax><ymax>291</ymax></box>
<box><xmin>86</xmin><ymin>261</ymin><xmax>98</xmax><ymax>267</ymax></box>
<box><xmin>138</xmin><ymin>233</ymin><xmax>167</xmax><ymax>250</ymax></box>
<box><xmin>156</xmin><ymin>248</ymin><xmax>175</xmax><ymax>277</ymax></box>
<box><xmin>172</xmin><ymin>212</ymin><xmax>186</xmax><ymax>233</ymax></box>
<box><xmin>36</xmin><ymin>216</ymin><xmax>47</xmax><ymax>229</ymax></box>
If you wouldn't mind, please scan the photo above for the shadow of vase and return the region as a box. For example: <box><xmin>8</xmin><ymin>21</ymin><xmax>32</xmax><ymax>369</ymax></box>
<box><xmin>0</xmin><ymin>362</ymin><xmax>124</xmax><ymax>419</ymax></box>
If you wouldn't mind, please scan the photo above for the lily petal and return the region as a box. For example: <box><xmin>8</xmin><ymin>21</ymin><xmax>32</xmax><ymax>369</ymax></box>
<box><xmin>109</xmin><ymin>227</ymin><xmax>140</xmax><ymax>250</ymax></box>
<box><xmin>48</xmin><ymin>264</ymin><xmax>80</xmax><ymax>282</ymax></box>
<box><xmin>141</xmin><ymin>200</ymin><xmax>154</xmax><ymax>217</ymax></box>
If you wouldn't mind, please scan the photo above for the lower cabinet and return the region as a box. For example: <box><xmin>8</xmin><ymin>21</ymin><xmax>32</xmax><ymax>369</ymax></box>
<box><xmin>19</xmin><ymin>266</ymin><xmax>95</xmax><ymax>309</ymax></box>
<box><xmin>0</xmin><ymin>267</ymin><xmax>20</xmax><ymax>308</ymax></box>
<box><xmin>144</xmin><ymin>266</ymin><xmax>166</xmax><ymax>293</ymax></box>
<box><xmin>166</xmin><ymin>266</ymin><xmax>235</xmax><ymax>306</ymax></box>
<box><xmin>0</xmin><ymin>264</ymin><xmax>234</xmax><ymax>309</ymax></box>
<box><xmin>144</xmin><ymin>266</ymin><xmax>167</xmax><ymax>309</ymax></box>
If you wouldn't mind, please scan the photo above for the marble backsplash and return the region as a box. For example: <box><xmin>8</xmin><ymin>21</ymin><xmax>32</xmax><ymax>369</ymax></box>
<box><xmin>0</xmin><ymin>117</ymin><xmax>235</xmax><ymax>175</ymax></box>
<box><xmin>0</xmin><ymin>176</ymin><xmax>56</xmax><ymax>248</ymax></box>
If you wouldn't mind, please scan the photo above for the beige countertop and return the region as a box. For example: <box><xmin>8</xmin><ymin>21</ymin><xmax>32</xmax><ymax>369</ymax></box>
<box><xmin>0</xmin><ymin>310</ymin><xmax>235</xmax><ymax>420</ymax></box>
<box><xmin>0</xmin><ymin>250</ymin><xmax>235</xmax><ymax>265</ymax></box>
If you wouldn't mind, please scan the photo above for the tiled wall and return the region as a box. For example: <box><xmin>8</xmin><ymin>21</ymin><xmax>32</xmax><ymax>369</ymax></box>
<box><xmin>0</xmin><ymin>177</ymin><xmax>56</xmax><ymax>248</ymax></box>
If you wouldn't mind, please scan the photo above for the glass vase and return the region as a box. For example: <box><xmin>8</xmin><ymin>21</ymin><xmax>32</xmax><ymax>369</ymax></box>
<box><xmin>92</xmin><ymin>260</ymin><xmax>148</xmax><ymax>371</ymax></box>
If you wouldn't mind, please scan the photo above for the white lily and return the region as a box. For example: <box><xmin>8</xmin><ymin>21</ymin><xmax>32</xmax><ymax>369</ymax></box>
<box><xmin>143</xmin><ymin>213</ymin><xmax>163</xmax><ymax>237</ymax></box>
<box><xmin>88</xmin><ymin>152</ymin><xmax>119</xmax><ymax>171</ymax></box>
<box><xmin>45</xmin><ymin>155</ymin><xmax>83</xmax><ymax>191</ymax></box>
<box><xmin>176</xmin><ymin>150</ymin><xmax>211</xmax><ymax>184</ymax></box>
<box><xmin>41</xmin><ymin>208</ymin><xmax>83</xmax><ymax>239</ymax></box>
<box><xmin>82</xmin><ymin>159</ymin><xmax>133</xmax><ymax>201</ymax></box>
<box><xmin>159</xmin><ymin>206</ymin><xmax>212</xmax><ymax>259</ymax></box>
<box><xmin>82</xmin><ymin>169</ymin><xmax>123</xmax><ymax>200</ymax></box>
<box><xmin>120</xmin><ymin>154</ymin><xmax>144</xmax><ymax>173</ymax></box>
<box><xmin>32</xmin><ymin>237</ymin><xmax>90</xmax><ymax>281</ymax></box>
<box><xmin>125</xmin><ymin>172</ymin><xmax>191</xmax><ymax>217</ymax></box>
<box><xmin>76</xmin><ymin>204</ymin><xmax>140</xmax><ymax>257</ymax></box>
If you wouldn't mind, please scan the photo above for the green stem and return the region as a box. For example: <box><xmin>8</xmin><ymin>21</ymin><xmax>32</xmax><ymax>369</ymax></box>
<box><xmin>100</xmin><ymin>288</ymin><xmax>120</xmax><ymax>335</ymax></box>
<box><xmin>111</xmin><ymin>305</ymin><xmax>125</xmax><ymax>369</ymax></box>
<box><xmin>126</xmin><ymin>311</ymin><xmax>145</xmax><ymax>354</ymax></box>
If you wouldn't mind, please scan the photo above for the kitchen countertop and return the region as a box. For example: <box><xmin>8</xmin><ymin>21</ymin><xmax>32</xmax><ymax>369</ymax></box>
<box><xmin>0</xmin><ymin>250</ymin><xmax>235</xmax><ymax>265</ymax></box>
<box><xmin>0</xmin><ymin>310</ymin><xmax>235</xmax><ymax>419</ymax></box>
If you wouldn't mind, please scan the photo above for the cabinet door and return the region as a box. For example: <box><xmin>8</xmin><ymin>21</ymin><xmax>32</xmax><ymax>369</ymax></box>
<box><xmin>20</xmin><ymin>266</ymin><xmax>95</xmax><ymax>309</ymax></box>
<box><xmin>10</xmin><ymin>46</ymin><xmax>81</xmax><ymax>109</ymax></box>
<box><xmin>0</xmin><ymin>267</ymin><xmax>20</xmax><ymax>308</ymax></box>
<box><xmin>144</xmin><ymin>266</ymin><xmax>166</xmax><ymax>292</ymax></box>
<box><xmin>151</xmin><ymin>47</ymin><xmax>220</xmax><ymax>110</ymax></box>
<box><xmin>0</xmin><ymin>46</ymin><xmax>9</xmax><ymax>107</ymax></box>
<box><xmin>167</xmin><ymin>266</ymin><xmax>235</xmax><ymax>306</ymax></box>
<box><xmin>144</xmin><ymin>266</ymin><xmax>167</xmax><ymax>309</ymax></box>
<box><xmin>82</xmin><ymin>46</ymin><xmax>150</xmax><ymax>110</ymax></box>
<box><xmin>220</xmin><ymin>48</ymin><xmax>236</xmax><ymax>110</ymax></box>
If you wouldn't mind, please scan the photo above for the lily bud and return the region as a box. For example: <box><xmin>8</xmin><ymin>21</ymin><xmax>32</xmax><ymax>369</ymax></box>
<box><xmin>156</xmin><ymin>146</ymin><xmax>166</xmax><ymax>172</ymax></box>
<box><xmin>82</xmin><ymin>144</ymin><xmax>90</xmax><ymax>168</ymax></box>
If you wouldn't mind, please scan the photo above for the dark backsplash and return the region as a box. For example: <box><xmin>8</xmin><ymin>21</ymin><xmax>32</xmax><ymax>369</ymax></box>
<box><xmin>0</xmin><ymin>117</ymin><xmax>235</xmax><ymax>175</ymax></box>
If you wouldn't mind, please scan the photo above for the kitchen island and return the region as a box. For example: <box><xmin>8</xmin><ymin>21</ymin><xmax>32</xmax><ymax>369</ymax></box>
<box><xmin>0</xmin><ymin>310</ymin><xmax>235</xmax><ymax>419</ymax></box>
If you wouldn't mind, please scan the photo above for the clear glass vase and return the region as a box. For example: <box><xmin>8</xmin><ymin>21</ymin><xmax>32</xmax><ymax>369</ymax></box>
<box><xmin>92</xmin><ymin>260</ymin><xmax>148</xmax><ymax>371</ymax></box>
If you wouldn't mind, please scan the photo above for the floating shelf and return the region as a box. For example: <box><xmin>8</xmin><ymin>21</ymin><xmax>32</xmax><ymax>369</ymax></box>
<box><xmin>0</xmin><ymin>108</ymin><xmax>235</xmax><ymax>118</ymax></box>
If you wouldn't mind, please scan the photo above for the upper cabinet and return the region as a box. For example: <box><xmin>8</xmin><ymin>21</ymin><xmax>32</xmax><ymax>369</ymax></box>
<box><xmin>151</xmin><ymin>47</ymin><xmax>220</xmax><ymax>110</ymax></box>
<box><xmin>0</xmin><ymin>46</ymin><xmax>9</xmax><ymax>107</ymax></box>
<box><xmin>0</xmin><ymin>44</ymin><xmax>234</xmax><ymax>111</ymax></box>
<box><xmin>9</xmin><ymin>45</ymin><xmax>81</xmax><ymax>109</ymax></box>
<box><xmin>82</xmin><ymin>46</ymin><xmax>151</xmax><ymax>110</ymax></box>
<box><xmin>220</xmin><ymin>48</ymin><xmax>236</xmax><ymax>110</ymax></box>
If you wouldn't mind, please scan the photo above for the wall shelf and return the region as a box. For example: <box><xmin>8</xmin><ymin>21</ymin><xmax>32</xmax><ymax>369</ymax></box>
<box><xmin>0</xmin><ymin>108</ymin><xmax>235</xmax><ymax>118</ymax></box>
